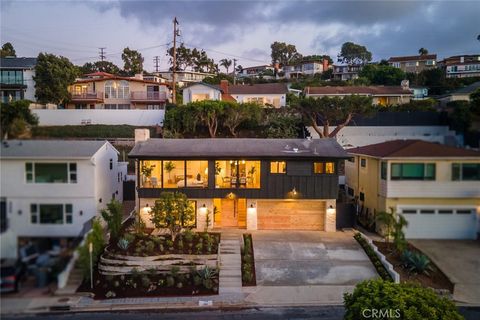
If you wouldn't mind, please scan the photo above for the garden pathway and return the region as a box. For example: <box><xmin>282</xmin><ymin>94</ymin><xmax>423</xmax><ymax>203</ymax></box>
<box><xmin>218</xmin><ymin>233</ymin><xmax>243</xmax><ymax>294</ymax></box>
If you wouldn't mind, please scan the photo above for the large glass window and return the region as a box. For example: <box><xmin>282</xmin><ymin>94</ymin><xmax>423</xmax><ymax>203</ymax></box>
<box><xmin>215</xmin><ymin>160</ymin><xmax>260</xmax><ymax>189</ymax></box>
<box><xmin>163</xmin><ymin>160</ymin><xmax>186</xmax><ymax>188</ymax></box>
<box><xmin>390</xmin><ymin>163</ymin><xmax>435</xmax><ymax>180</ymax></box>
<box><xmin>140</xmin><ymin>160</ymin><xmax>162</xmax><ymax>188</ymax></box>
<box><xmin>39</xmin><ymin>204</ymin><xmax>64</xmax><ymax>224</ymax></box>
<box><xmin>117</xmin><ymin>80</ymin><xmax>129</xmax><ymax>99</ymax></box>
<box><xmin>185</xmin><ymin>161</ymin><xmax>208</xmax><ymax>188</ymax></box>
<box><xmin>105</xmin><ymin>80</ymin><xmax>117</xmax><ymax>99</ymax></box>
<box><xmin>314</xmin><ymin>162</ymin><xmax>335</xmax><ymax>174</ymax></box>
<box><xmin>452</xmin><ymin>163</ymin><xmax>480</xmax><ymax>181</ymax></box>
<box><xmin>270</xmin><ymin>161</ymin><xmax>286</xmax><ymax>174</ymax></box>
<box><xmin>26</xmin><ymin>163</ymin><xmax>76</xmax><ymax>183</ymax></box>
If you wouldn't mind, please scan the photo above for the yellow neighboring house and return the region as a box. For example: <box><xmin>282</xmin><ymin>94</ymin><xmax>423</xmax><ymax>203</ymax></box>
<box><xmin>345</xmin><ymin>140</ymin><xmax>480</xmax><ymax>239</ymax></box>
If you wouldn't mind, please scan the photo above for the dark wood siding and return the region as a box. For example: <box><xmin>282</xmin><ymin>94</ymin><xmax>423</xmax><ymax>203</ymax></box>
<box><xmin>138</xmin><ymin>159</ymin><xmax>339</xmax><ymax>200</ymax></box>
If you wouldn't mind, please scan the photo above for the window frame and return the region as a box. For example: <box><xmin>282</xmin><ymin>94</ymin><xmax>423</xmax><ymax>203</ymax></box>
<box><xmin>390</xmin><ymin>163</ymin><xmax>436</xmax><ymax>181</ymax></box>
<box><xmin>314</xmin><ymin>162</ymin><xmax>336</xmax><ymax>174</ymax></box>
<box><xmin>452</xmin><ymin>163</ymin><xmax>480</xmax><ymax>181</ymax></box>
<box><xmin>25</xmin><ymin>162</ymin><xmax>78</xmax><ymax>184</ymax></box>
<box><xmin>270</xmin><ymin>161</ymin><xmax>286</xmax><ymax>174</ymax></box>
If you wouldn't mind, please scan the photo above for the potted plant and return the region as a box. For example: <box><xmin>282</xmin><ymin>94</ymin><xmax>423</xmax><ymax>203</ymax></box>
<box><xmin>141</xmin><ymin>164</ymin><xmax>154</xmax><ymax>187</ymax></box>
<box><xmin>164</xmin><ymin>161</ymin><xmax>176</xmax><ymax>184</ymax></box>
<box><xmin>248</xmin><ymin>166</ymin><xmax>256</xmax><ymax>185</ymax></box>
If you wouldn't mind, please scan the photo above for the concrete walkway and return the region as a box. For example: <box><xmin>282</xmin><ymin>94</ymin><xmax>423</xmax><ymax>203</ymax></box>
<box><xmin>411</xmin><ymin>239</ymin><xmax>480</xmax><ymax>305</ymax></box>
<box><xmin>218</xmin><ymin>233</ymin><xmax>243</xmax><ymax>294</ymax></box>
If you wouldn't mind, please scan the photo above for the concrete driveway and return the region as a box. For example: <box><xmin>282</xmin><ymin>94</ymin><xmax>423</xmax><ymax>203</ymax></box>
<box><xmin>411</xmin><ymin>240</ymin><xmax>480</xmax><ymax>305</ymax></box>
<box><xmin>252</xmin><ymin>231</ymin><xmax>378</xmax><ymax>286</ymax></box>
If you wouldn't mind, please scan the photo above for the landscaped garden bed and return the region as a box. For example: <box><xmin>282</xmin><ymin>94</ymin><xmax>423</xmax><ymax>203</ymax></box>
<box><xmin>241</xmin><ymin>233</ymin><xmax>256</xmax><ymax>286</ymax></box>
<box><xmin>373</xmin><ymin>240</ymin><xmax>453</xmax><ymax>292</ymax></box>
<box><xmin>354</xmin><ymin>233</ymin><xmax>393</xmax><ymax>281</ymax></box>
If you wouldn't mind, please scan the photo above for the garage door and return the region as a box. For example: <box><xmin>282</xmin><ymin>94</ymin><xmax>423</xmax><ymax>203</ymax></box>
<box><xmin>257</xmin><ymin>200</ymin><xmax>325</xmax><ymax>230</ymax></box>
<box><xmin>400</xmin><ymin>208</ymin><xmax>478</xmax><ymax>239</ymax></box>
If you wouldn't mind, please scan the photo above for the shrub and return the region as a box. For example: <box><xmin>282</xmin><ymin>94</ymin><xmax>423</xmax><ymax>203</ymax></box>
<box><xmin>195</xmin><ymin>242</ymin><xmax>203</xmax><ymax>254</ymax></box>
<box><xmin>77</xmin><ymin>218</ymin><xmax>105</xmax><ymax>281</ymax></box>
<box><xmin>170</xmin><ymin>266</ymin><xmax>180</xmax><ymax>278</ymax></box>
<box><xmin>166</xmin><ymin>276</ymin><xmax>175</xmax><ymax>287</ymax></box>
<box><xmin>141</xmin><ymin>276</ymin><xmax>151</xmax><ymax>288</ymax></box>
<box><xmin>197</xmin><ymin>266</ymin><xmax>218</xmax><ymax>289</ymax></box>
<box><xmin>354</xmin><ymin>233</ymin><xmax>392</xmax><ymax>281</ymax></box>
<box><xmin>177</xmin><ymin>239</ymin><xmax>184</xmax><ymax>251</ymax></box>
<box><xmin>344</xmin><ymin>279</ymin><xmax>463</xmax><ymax>320</ymax></box>
<box><xmin>101</xmin><ymin>199</ymin><xmax>124</xmax><ymax>242</ymax></box>
<box><xmin>145</xmin><ymin>241</ymin><xmax>155</xmax><ymax>255</ymax></box>
<box><xmin>124</xmin><ymin>233</ymin><xmax>135</xmax><ymax>243</ymax></box>
<box><xmin>402</xmin><ymin>250</ymin><xmax>433</xmax><ymax>275</ymax></box>
<box><xmin>117</xmin><ymin>238</ymin><xmax>130</xmax><ymax>251</ymax></box>
<box><xmin>166</xmin><ymin>239</ymin><xmax>174</xmax><ymax>249</ymax></box>
<box><xmin>183</xmin><ymin>229</ymin><xmax>194</xmax><ymax>242</ymax></box>
<box><xmin>193</xmin><ymin>275</ymin><xmax>202</xmax><ymax>286</ymax></box>
<box><xmin>105</xmin><ymin>291</ymin><xmax>116</xmax><ymax>298</ymax></box>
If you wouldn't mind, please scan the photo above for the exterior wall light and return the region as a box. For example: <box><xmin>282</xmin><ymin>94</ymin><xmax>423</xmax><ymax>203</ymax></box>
<box><xmin>292</xmin><ymin>187</ymin><xmax>297</xmax><ymax>195</ymax></box>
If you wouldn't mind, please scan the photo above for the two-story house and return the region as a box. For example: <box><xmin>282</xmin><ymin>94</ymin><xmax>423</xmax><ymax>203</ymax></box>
<box><xmin>155</xmin><ymin>70</ymin><xmax>215</xmax><ymax>87</ymax></box>
<box><xmin>239</xmin><ymin>65</ymin><xmax>275</xmax><ymax>79</ymax></box>
<box><xmin>332</xmin><ymin>65</ymin><xmax>362</xmax><ymax>81</ymax></box>
<box><xmin>182</xmin><ymin>80</ymin><xmax>288</xmax><ymax>107</ymax></box>
<box><xmin>283</xmin><ymin>60</ymin><xmax>329</xmax><ymax>79</ymax></box>
<box><xmin>0</xmin><ymin>57</ymin><xmax>37</xmax><ymax>103</ymax></box>
<box><xmin>0</xmin><ymin>140</ymin><xmax>127</xmax><ymax>259</ymax></box>
<box><xmin>65</xmin><ymin>72</ymin><xmax>169</xmax><ymax>110</ymax></box>
<box><xmin>345</xmin><ymin>140</ymin><xmax>480</xmax><ymax>239</ymax></box>
<box><xmin>304</xmin><ymin>85</ymin><xmax>413</xmax><ymax>106</ymax></box>
<box><xmin>438</xmin><ymin>55</ymin><xmax>480</xmax><ymax>78</ymax></box>
<box><xmin>387</xmin><ymin>54</ymin><xmax>437</xmax><ymax>73</ymax></box>
<box><xmin>129</xmin><ymin>130</ymin><xmax>349</xmax><ymax>232</ymax></box>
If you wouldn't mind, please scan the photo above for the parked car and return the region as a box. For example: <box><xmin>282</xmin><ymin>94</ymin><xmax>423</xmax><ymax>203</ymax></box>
<box><xmin>0</xmin><ymin>258</ymin><xmax>26</xmax><ymax>293</ymax></box>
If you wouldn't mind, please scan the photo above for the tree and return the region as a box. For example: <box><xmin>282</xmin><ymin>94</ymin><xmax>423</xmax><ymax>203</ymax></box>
<box><xmin>121</xmin><ymin>47</ymin><xmax>144</xmax><ymax>76</ymax></box>
<box><xmin>77</xmin><ymin>218</ymin><xmax>105</xmax><ymax>281</ymax></box>
<box><xmin>295</xmin><ymin>95</ymin><xmax>373</xmax><ymax>138</ymax></box>
<box><xmin>219</xmin><ymin>58</ymin><xmax>232</xmax><ymax>73</ymax></box>
<box><xmin>223</xmin><ymin>102</ymin><xmax>262</xmax><ymax>137</ymax></box>
<box><xmin>359</xmin><ymin>64</ymin><xmax>406</xmax><ymax>85</ymax></box>
<box><xmin>270</xmin><ymin>41</ymin><xmax>302</xmax><ymax>67</ymax></box>
<box><xmin>1</xmin><ymin>100</ymin><xmax>38</xmax><ymax>139</ymax></box>
<box><xmin>337</xmin><ymin>42</ymin><xmax>372</xmax><ymax>65</ymax></box>
<box><xmin>418</xmin><ymin>47</ymin><xmax>429</xmax><ymax>55</ymax></box>
<box><xmin>320</xmin><ymin>68</ymin><xmax>333</xmax><ymax>80</ymax></box>
<box><xmin>80</xmin><ymin>61</ymin><xmax>120</xmax><ymax>75</ymax></box>
<box><xmin>150</xmin><ymin>192</ymin><xmax>195</xmax><ymax>241</ymax></box>
<box><xmin>470</xmin><ymin>88</ymin><xmax>480</xmax><ymax>115</ymax></box>
<box><xmin>34</xmin><ymin>53</ymin><xmax>78</xmax><ymax>105</ymax></box>
<box><xmin>1</xmin><ymin>42</ymin><xmax>16</xmax><ymax>57</ymax></box>
<box><xmin>190</xmin><ymin>100</ymin><xmax>227</xmax><ymax>137</ymax></box>
<box><xmin>375</xmin><ymin>209</ymin><xmax>396</xmax><ymax>247</ymax></box>
<box><xmin>100</xmin><ymin>199</ymin><xmax>124</xmax><ymax>242</ymax></box>
<box><xmin>167</xmin><ymin>44</ymin><xmax>194</xmax><ymax>71</ymax></box>
<box><xmin>263</xmin><ymin>108</ymin><xmax>301</xmax><ymax>138</ymax></box>
<box><xmin>344</xmin><ymin>279</ymin><xmax>463</xmax><ymax>320</ymax></box>
<box><xmin>448</xmin><ymin>101</ymin><xmax>472</xmax><ymax>133</ymax></box>
<box><xmin>202</xmin><ymin>73</ymin><xmax>234</xmax><ymax>85</ymax></box>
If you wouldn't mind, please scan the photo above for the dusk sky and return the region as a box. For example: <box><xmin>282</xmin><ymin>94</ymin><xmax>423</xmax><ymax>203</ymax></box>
<box><xmin>1</xmin><ymin>0</ymin><xmax>479</xmax><ymax>72</ymax></box>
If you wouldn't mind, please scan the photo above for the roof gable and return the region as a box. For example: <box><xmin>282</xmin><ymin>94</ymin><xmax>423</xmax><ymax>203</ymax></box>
<box><xmin>0</xmin><ymin>57</ymin><xmax>37</xmax><ymax>69</ymax></box>
<box><xmin>0</xmin><ymin>140</ymin><xmax>111</xmax><ymax>159</ymax></box>
<box><xmin>306</xmin><ymin>86</ymin><xmax>412</xmax><ymax>96</ymax></box>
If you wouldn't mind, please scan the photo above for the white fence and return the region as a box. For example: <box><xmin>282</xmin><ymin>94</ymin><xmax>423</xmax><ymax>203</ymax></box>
<box><xmin>32</xmin><ymin>109</ymin><xmax>165</xmax><ymax>126</ymax></box>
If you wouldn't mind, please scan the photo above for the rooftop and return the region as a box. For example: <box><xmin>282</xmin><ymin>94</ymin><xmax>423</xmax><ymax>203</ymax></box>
<box><xmin>305</xmin><ymin>86</ymin><xmax>412</xmax><ymax>96</ymax></box>
<box><xmin>450</xmin><ymin>81</ymin><xmax>480</xmax><ymax>95</ymax></box>
<box><xmin>0</xmin><ymin>57</ymin><xmax>37</xmax><ymax>69</ymax></box>
<box><xmin>0</xmin><ymin>140</ymin><xmax>110</xmax><ymax>159</ymax></box>
<box><xmin>347</xmin><ymin>140</ymin><xmax>480</xmax><ymax>158</ymax></box>
<box><xmin>184</xmin><ymin>82</ymin><xmax>288</xmax><ymax>95</ymax></box>
<box><xmin>388</xmin><ymin>54</ymin><xmax>437</xmax><ymax>62</ymax></box>
<box><xmin>129</xmin><ymin>138</ymin><xmax>349</xmax><ymax>159</ymax></box>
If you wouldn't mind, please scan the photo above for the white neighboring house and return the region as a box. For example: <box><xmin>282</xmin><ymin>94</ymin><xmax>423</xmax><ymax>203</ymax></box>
<box><xmin>182</xmin><ymin>80</ymin><xmax>288</xmax><ymax>108</ymax></box>
<box><xmin>0</xmin><ymin>57</ymin><xmax>37</xmax><ymax>103</ymax></box>
<box><xmin>0</xmin><ymin>140</ymin><xmax>127</xmax><ymax>259</ymax></box>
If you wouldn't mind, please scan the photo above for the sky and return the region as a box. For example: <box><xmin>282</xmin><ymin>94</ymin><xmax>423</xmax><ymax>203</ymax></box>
<box><xmin>1</xmin><ymin>0</ymin><xmax>479</xmax><ymax>72</ymax></box>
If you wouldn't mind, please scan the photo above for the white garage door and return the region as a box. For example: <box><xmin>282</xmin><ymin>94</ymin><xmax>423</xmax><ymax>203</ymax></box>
<box><xmin>400</xmin><ymin>207</ymin><xmax>478</xmax><ymax>239</ymax></box>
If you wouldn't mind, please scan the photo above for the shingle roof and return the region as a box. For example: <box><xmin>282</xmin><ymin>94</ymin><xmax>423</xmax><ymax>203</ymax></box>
<box><xmin>0</xmin><ymin>140</ymin><xmax>109</xmax><ymax>159</ymax></box>
<box><xmin>388</xmin><ymin>54</ymin><xmax>437</xmax><ymax>62</ymax></box>
<box><xmin>306</xmin><ymin>86</ymin><xmax>412</xmax><ymax>96</ymax></box>
<box><xmin>451</xmin><ymin>81</ymin><xmax>480</xmax><ymax>95</ymax></box>
<box><xmin>129</xmin><ymin>138</ymin><xmax>349</xmax><ymax>159</ymax></box>
<box><xmin>347</xmin><ymin>140</ymin><xmax>480</xmax><ymax>158</ymax></box>
<box><xmin>228</xmin><ymin>83</ymin><xmax>288</xmax><ymax>95</ymax></box>
<box><xmin>0</xmin><ymin>57</ymin><xmax>37</xmax><ymax>69</ymax></box>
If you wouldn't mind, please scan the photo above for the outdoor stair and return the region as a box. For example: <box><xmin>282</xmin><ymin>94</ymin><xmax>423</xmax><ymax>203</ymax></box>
<box><xmin>54</xmin><ymin>264</ymin><xmax>84</xmax><ymax>296</ymax></box>
<box><xmin>218</xmin><ymin>234</ymin><xmax>243</xmax><ymax>294</ymax></box>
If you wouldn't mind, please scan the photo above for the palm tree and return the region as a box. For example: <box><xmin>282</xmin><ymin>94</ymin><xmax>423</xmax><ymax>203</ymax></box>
<box><xmin>418</xmin><ymin>48</ymin><xmax>429</xmax><ymax>55</ymax></box>
<box><xmin>219</xmin><ymin>58</ymin><xmax>232</xmax><ymax>74</ymax></box>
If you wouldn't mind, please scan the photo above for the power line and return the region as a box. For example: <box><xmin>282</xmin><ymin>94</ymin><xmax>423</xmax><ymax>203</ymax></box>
<box><xmin>99</xmin><ymin>47</ymin><xmax>106</xmax><ymax>61</ymax></box>
<box><xmin>153</xmin><ymin>56</ymin><xmax>160</xmax><ymax>72</ymax></box>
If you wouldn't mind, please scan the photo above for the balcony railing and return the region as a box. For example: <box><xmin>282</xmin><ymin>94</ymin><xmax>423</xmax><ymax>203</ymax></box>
<box><xmin>71</xmin><ymin>92</ymin><xmax>104</xmax><ymax>102</ymax></box>
<box><xmin>130</xmin><ymin>91</ymin><xmax>167</xmax><ymax>102</ymax></box>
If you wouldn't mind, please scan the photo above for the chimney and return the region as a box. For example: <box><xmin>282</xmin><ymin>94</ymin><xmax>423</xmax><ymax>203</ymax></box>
<box><xmin>401</xmin><ymin>80</ymin><xmax>409</xmax><ymax>90</ymax></box>
<box><xmin>322</xmin><ymin>59</ymin><xmax>329</xmax><ymax>71</ymax></box>
<box><xmin>220</xmin><ymin>79</ymin><xmax>229</xmax><ymax>94</ymax></box>
<box><xmin>135</xmin><ymin>128</ymin><xmax>150</xmax><ymax>143</ymax></box>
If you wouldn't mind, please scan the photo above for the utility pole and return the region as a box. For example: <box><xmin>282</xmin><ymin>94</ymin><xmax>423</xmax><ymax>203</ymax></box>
<box><xmin>172</xmin><ymin>17</ymin><xmax>179</xmax><ymax>104</ymax></box>
<box><xmin>99</xmin><ymin>47</ymin><xmax>106</xmax><ymax>61</ymax></box>
<box><xmin>153</xmin><ymin>56</ymin><xmax>160</xmax><ymax>73</ymax></box>
<box><xmin>233</xmin><ymin>58</ymin><xmax>237</xmax><ymax>85</ymax></box>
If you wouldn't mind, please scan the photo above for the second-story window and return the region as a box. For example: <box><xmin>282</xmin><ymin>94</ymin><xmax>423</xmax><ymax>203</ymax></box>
<box><xmin>25</xmin><ymin>162</ymin><xmax>77</xmax><ymax>183</ymax></box>
<box><xmin>118</xmin><ymin>80</ymin><xmax>129</xmax><ymax>99</ymax></box>
<box><xmin>360</xmin><ymin>158</ymin><xmax>366</xmax><ymax>167</ymax></box>
<box><xmin>105</xmin><ymin>80</ymin><xmax>117</xmax><ymax>99</ymax></box>
<box><xmin>390</xmin><ymin>163</ymin><xmax>435</xmax><ymax>180</ymax></box>
<box><xmin>314</xmin><ymin>162</ymin><xmax>335</xmax><ymax>174</ymax></box>
<box><xmin>270</xmin><ymin>161</ymin><xmax>286</xmax><ymax>174</ymax></box>
<box><xmin>215</xmin><ymin>160</ymin><xmax>260</xmax><ymax>189</ymax></box>
<box><xmin>381</xmin><ymin>162</ymin><xmax>387</xmax><ymax>180</ymax></box>
<box><xmin>452</xmin><ymin>163</ymin><xmax>480</xmax><ymax>181</ymax></box>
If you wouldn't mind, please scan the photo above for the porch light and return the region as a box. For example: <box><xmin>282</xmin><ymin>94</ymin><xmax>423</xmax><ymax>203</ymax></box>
<box><xmin>292</xmin><ymin>187</ymin><xmax>297</xmax><ymax>195</ymax></box>
<box><xmin>202</xmin><ymin>204</ymin><xmax>206</xmax><ymax>208</ymax></box>
<box><xmin>250</xmin><ymin>203</ymin><xmax>255</xmax><ymax>208</ymax></box>
<box><xmin>327</xmin><ymin>205</ymin><xmax>336</xmax><ymax>215</ymax></box>
<box><xmin>241</xmin><ymin>160</ymin><xmax>245</xmax><ymax>164</ymax></box>
<box><xmin>79</xmin><ymin>210</ymin><xmax>83</xmax><ymax>216</ymax></box>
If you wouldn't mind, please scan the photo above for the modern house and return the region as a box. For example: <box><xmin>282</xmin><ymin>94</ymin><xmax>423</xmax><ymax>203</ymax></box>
<box><xmin>410</xmin><ymin>86</ymin><xmax>429</xmax><ymax>100</ymax></box>
<box><xmin>387</xmin><ymin>54</ymin><xmax>437</xmax><ymax>73</ymax></box>
<box><xmin>155</xmin><ymin>70</ymin><xmax>215</xmax><ymax>87</ymax></box>
<box><xmin>0</xmin><ymin>140</ymin><xmax>127</xmax><ymax>259</ymax></box>
<box><xmin>283</xmin><ymin>60</ymin><xmax>330</xmax><ymax>79</ymax></box>
<box><xmin>345</xmin><ymin>140</ymin><xmax>480</xmax><ymax>239</ymax></box>
<box><xmin>332</xmin><ymin>65</ymin><xmax>362</xmax><ymax>81</ymax></box>
<box><xmin>438</xmin><ymin>81</ymin><xmax>480</xmax><ymax>106</ymax></box>
<box><xmin>238</xmin><ymin>65</ymin><xmax>275</xmax><ymax>78</ymax></box>
<box><xmin>0</xmin><ymin>57</ymin><xmax>37</xmax><ymax>103</ymax></box>
<box><xmin>65</xmin><ymin>72</ymin><xmax>169</xmax><ymax>110</ymax></box>
<box><xmin>130</xmin><ymin>130</ymin><xmax>349</xmax><ymax>232</ymax></box>
<box><xmin>182</xmin><ymin>80</ymin><xmax>288</xmax><ymax>107</ymax></box>
<box><xmin>439</xmin><ymin>55</ymin><xmax>480</xmax><ymax>78</ymax></box>
<box><xmin>304</xmin><ymin>85</ymin><xmax>413</xmax><ymax>106</ymax></box>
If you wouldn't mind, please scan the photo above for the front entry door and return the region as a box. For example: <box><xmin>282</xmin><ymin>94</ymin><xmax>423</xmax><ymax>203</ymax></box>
<box><xmin>221</xmin><ymin>199</ymin><xmax>238</xmax><ymax>227</ymax></box>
